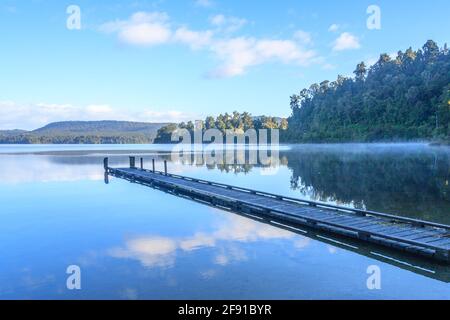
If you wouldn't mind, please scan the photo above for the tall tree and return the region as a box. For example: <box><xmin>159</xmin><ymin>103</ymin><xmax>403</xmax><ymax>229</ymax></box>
<box><xmin>284</xmin><ymin>40</ymin><xmax>450</xmax><ymax>143</ymax></box>
<box><xmin>354</xmin><ymin>62</ymin><xmax>367</xmax><ymax>80</ymax></box>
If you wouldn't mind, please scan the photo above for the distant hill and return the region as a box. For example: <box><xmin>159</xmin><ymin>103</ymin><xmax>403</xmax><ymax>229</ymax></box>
<box><xmin>32</xmin><ymin>120</ymin><xmax>165</xmax><ymax>134</ymax></box>
<box><xmin>0</xmin><ymin>129</ymin><xmax>28</xmax><ymax>136</ymax></box>
<box><xmin>0</xmin><ymin>121</ymin><xmax>171</xmax><ymax>144</ymax></box>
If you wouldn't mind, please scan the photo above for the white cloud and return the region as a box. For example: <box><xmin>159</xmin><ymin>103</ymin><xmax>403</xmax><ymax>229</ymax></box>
<box><xmin>332</xmin><ymin>32</ymin><xmax>361</xmax><ymax>51</ymax></box>
<box><xmin>209</xmin><ymin>14</ymin><xmax>247</xmax><ymax>33</ymax></box>
<box><xmin>100</xmin><ymin>11</ymin><xmax>320</xmax><ymax>78</ymax></box>
<box><xmin>174</xmin><ymin>27</ymin><xmax>213</xmax><ymax>50</ymax></box>
<box><xmin>328</xmin><ymin>24</ymin><xmax>339</xmax><ymax>32</ymax></box>
<box><xmin>100</xmin><ymin>12</ymin><xmax>171</xmax><ymax>46</ymax></box>
<box><xmin>293</xmin><ymin>30</ymin><xmax>312</xmax><ymax>45</ymax></box>
<box><xmin>210</xmin><ymin>14</ymin><xmax>225</xmax><ymax>26</ymax></box>
<box><xmin>85</xmin><ymin>104</ymin><xmax>114</xmax><ymax>114</ymax></box>
<box><xmin>210</xmin><ymin>37</ymin><xmax>317</xmax><ymax>78</ymax></box>
<box><xmin>118</xmin><ymin>23</ymin><xmax>171</xmax><ymax>46</ymax></box>
<box><xmin>0</xmin><ymin>101</ymin><xmax>196</xmax><ymax>130</ymax></box>
<box><xmin>195</xmin><ymin>0</ymin><xmax>213</xmax><ymax>8</ymax></box>
<box><xmin>140</xmin><ymin>110</ymin><xmax>196</xmax><ymax>123</ymax></box>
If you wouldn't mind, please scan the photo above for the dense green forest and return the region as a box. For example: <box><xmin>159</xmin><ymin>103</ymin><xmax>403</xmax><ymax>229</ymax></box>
<box><xmin>0</xmin><ymin>121</ymin><xmax>169</xmax><ymax>144</ymax></box>
<box><xmin>285</xmin><ymin>40</ymin><xmax>450</xmax><ymax>143</ymax></box>
<box><xmin>154</xmin><ymin>112</ymin><xmax>287</xmax><ymax>143</ymax></box>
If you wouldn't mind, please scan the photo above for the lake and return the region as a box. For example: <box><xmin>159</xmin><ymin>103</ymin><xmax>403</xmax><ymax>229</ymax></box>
<box><xmin>0</xmin><ymin>143</ymin><xmax>449</xmax><ymax>299</ymax></box>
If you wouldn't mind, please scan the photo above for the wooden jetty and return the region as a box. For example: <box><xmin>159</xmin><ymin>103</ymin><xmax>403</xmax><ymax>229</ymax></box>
<box><xmin>105</xmin><ymin>157</ymin><xmax>450</xmax><ymax>263</ymax></box>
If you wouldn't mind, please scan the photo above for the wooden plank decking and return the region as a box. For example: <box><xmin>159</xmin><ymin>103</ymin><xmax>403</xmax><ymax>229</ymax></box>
<box><xmin>106</xmin><ymin>158</ymin><xmax>450</xmax><ymax>263</ymax></box>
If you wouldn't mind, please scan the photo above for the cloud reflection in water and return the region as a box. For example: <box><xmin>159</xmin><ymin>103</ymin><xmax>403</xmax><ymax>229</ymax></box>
<box><xmin>108</xmin><ymin>212</ymin><xmax>310</xmax><ymax>269</ymax></box>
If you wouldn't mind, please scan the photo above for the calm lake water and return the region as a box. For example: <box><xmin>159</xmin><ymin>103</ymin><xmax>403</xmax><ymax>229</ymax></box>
<box><xmin>0</xmin><ymin>143</ymin><xmax>449</xmax><ymax>299</ymax></box>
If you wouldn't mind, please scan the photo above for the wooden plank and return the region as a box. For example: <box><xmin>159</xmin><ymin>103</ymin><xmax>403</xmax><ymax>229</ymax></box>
<box><xmin>373</xmin><ymin>226</ymin><xmax>416</xmax><ymax>237</ymax></box>
<box><xmin>358</xmin><ymin>223</ymin><xmax>399</xmax><ymax>233</ymax></box>
<box><xmin>414</xmin><ymin>235</ymin><xmax>446</xmax><ymax>244</ymax></box>
<box><xmin>344</xmin><ymin>220</ymin><xmax>383</xmax><ymax>229</ymax></box>
<box><xmin>318</xmin><ymin>215</ymin><xmax>366</xmax><ymax>225</ymax></box>
<box><xmin>383</xmin><ymin>228</ymin><xmax>430</xmax><ymax>238</ymax></box>
<box><xmin>425</xmin><ymin>238</ymin><xmax>450</xmax><ymax>249</ymax></box>
<box><xmin>315</xmin><ymin>216</ymin><xmax>354</xmax><ymax>225</ymax></box>
<box><xmin>401</xmin><ymin>230</ymin><xmax>445</xmax><ymax>241</ymax></box>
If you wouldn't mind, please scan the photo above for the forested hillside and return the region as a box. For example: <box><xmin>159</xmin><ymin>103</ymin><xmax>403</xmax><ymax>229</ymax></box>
<box><xmin>0</xmin><ymin>121</ymin><xmax>169</xmax><ymax>144</ymax></box>
<box><xmin>285</xmin><ymin>40</ymin><xmax>450</xmax><ymax>142</ymax></box>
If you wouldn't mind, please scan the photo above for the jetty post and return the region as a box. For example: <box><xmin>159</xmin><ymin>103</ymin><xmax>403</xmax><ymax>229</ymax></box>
<box><xmin>152</xmin><ymin>159</ymin><xmax>155</xmax><ymax>172</ymax></box>
<box><xmin>129</xmin><ymin>156</ymin><xmax>136</xmax><ymax>169</ymax></box>
<box><xmin>140</xmin><ymin>157</ymin><xmax>144</xmax><ymax>170</ymax></box>
<box><xmin>164</xmin><ymin>160</ymin><xmax>168</xmax><ymax>175</ymax></box>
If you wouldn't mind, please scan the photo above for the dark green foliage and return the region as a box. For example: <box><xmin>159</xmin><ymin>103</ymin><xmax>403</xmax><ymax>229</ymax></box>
<box><xmin>285</xmin><ymin>147</ymin><xmax>450</xmax><ymax>223</ymax></box>
<box><xmin>154</xmin><ymin>112</ymin><xmax>287</xmax><ymax>143</ymax></box>
<box><xmin>153</xmin><ymin>123</ymin><xmax>179</xmax><ymax>143</ymax></box>
<box><xmin>284</xmin><ymin>40</ymin><xmax>450</xmax><ymax>142</ymax></box>
<box><xmin>0</xmin><ymin>121</ymin><xmax>170</xmax><ymax>144</ymax></box>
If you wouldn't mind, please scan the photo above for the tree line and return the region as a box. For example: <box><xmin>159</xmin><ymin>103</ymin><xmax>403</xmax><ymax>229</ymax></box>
<box><xmin>284</xmin><ymin>40</ymin><xmax>450</xmax><ymax>143</ymax></box>
<box><xmin>154</xmin><ymin>112</ymin><xmax>288</xmax><ymax>143</ymax></box>
<box><xmin>0</xmin><ymin>133</ymin><xmax>155</xmax><ymax>144</ymax></box>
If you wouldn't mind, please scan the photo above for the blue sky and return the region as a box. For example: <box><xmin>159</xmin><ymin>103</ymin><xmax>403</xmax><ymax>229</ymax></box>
<box><xmin>0</xmin><ymin>0</ymin><xmax>449</xmax><ymax>129</ymax></box>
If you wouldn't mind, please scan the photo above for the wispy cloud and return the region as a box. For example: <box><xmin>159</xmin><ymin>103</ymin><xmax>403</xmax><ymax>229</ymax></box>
<box><xmin>194</xmin><ymin>0</ymin><xmax>214</xmax><ymax>8</ymax></box>
<box><xmin>100</xmin><ymin>11</ymin><xmax>320</xmax><ymax>78</ymax></box>
<box><xmin>293</xmin><ymin>30</ymin><xmax>313</xmax><ymax>45</ymax></box>
<box><xmin>209</xmin><ymin>14</ymin><xmax>247</xmax><ymax>33</ymax></box>
<box><xmin>174</xmin><ymin>27</ymin><xmax>213</xmax><ymax>50</ymax></box>
<box><xmin>328</xmin><ymin>24</ymin><xmax>339</xmax><ymax>32</ymax></box>
<box><xmin>332</xmin><ymin>32</ymin><xmax>361</xmax><ymax>51</ymax></box>
<box><xmin>209</xmin><ymin>37</ymin><xmax>317</xmax><ymax>78</ymax></box>
<box><xmin>100</xmin><ymin>12</ymin><xmax>171</xmax><ymax>46</ymax></box>
<box><xmin>0</xmin><ymin>101</ymin><xmax>196</xmax><ymax>130</ymax></box>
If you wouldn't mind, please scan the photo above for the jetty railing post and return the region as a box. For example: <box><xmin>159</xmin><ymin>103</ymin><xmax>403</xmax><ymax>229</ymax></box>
<box><xmin>140</xmin><ymin>157</ymin><xmax>143</xmax><ymax>170</ymax></box>
<box><xmin>152</xmin><ymin>159</ymin><xmax>155</xmax><ymax>173</ymax></box>
<box><xmin>164</xmin><ymin>160</ymin><xmax>167</xmax><ymax>175</ymax></box>
<box><xmin>103</xmin><ymin>157</ymin><xmax>109</xmax><ymax>171</ymax></box>
<box><xmin>129</xmin><ymin>156</ymin><xmax>136</xmax><ymax>169</ymax></box>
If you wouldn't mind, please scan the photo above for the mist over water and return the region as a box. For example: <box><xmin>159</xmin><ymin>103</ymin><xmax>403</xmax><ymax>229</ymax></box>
<box><xmin>0</xmin><ymin>143</ymin><xmax>449</xmax><ymax>299</ymax></box>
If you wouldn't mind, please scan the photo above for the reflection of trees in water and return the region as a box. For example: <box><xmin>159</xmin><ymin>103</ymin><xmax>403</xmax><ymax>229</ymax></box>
<box><xmin>211</xmin><ymin>163</ymin><xmax>253</xmax><ymax>174</ymax></box>
<box><xmin>285</xmin><ymin>149</ymin><xmax>450</xmax><ymax>224</ymax></box>
<box><xmin>43</xmin><ymin>147</ymin><xmax>450</xmax><ymax>223</ymax></box>
<box><xmin>204</xmin><ymin>155</ymin><xmax>289</xmax><ymax>174</ymax></box>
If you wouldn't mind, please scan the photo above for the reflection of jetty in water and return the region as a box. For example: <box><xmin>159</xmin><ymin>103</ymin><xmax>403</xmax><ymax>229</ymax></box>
<box><xmin>231</xmin><ymin>207</ymin><xmax>450</xmax><ymax>284</ymax></box>
<box><xmin>105</xmin><ymin>157</ymin><xmax>450</xmax><ymax>282</ymax></box>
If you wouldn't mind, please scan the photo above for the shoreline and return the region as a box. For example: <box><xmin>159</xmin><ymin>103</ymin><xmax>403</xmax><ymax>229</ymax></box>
<box><xmin>1</xmin><ymin>141</ymin><xmax>449</xmax><ymax>156</ymax></box>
